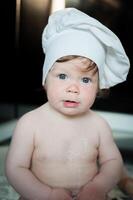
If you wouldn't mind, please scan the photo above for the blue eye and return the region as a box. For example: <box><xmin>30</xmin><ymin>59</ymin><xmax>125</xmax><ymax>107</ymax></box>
<box><xmin>58</xmin><ymin>73</ymin><xmax>67</xmax><ymax>80</ymax></box>
<box><xmin>81</xmin><ymin>77</ymin><xmax>91</xmax><ymax>83</ymax></box>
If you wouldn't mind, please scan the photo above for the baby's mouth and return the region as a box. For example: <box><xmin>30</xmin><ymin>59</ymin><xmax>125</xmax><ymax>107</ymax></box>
<box><xmin>63</xmin><ymin>100</ymin><xmax>80</xmax><ymax>108</ymax></box>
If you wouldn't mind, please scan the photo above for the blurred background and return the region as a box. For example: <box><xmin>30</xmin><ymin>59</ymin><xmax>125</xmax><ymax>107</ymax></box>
<box><xmin>0</xmin><ymin>0</ymin><xmax>133</xmax><ymax>140</ymax></box>
<box><xmin>0</xmin><ymin>0</ymin><xmax>133</xmax><ymax>118</ymax></box>
<box><xmin>0</xmin><ymin>1</ymin><xmax>133</xmax><ymax>199</ymax></box>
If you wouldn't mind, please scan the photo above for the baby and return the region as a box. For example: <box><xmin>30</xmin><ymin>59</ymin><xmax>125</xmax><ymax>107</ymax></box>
<box><xmin>5</xmin><ymin>8</ymin><xmax>133</xmax><ymax>200</ymax></box>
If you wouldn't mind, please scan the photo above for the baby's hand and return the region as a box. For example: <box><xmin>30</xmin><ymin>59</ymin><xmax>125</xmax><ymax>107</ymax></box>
<box><xmin>50</xmin><ymin>188</ymin><xmax>73</xmax><ymax>200</ymax></box>
<box><xmin>77</xmin><ymin>182</ymin><xmax>107</xmax><ymax>200</ymax></box>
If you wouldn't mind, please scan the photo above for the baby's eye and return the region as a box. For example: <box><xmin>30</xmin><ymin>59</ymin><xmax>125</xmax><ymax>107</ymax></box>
<box><xmin>81</xmin><ymin>77</ymin><xmax>91</xmax><ymax>83</ymax></box>
<box><xmin>58</xmin><ymin>73</ymin><xmax>67</xmax><ymax>80</ymax></box>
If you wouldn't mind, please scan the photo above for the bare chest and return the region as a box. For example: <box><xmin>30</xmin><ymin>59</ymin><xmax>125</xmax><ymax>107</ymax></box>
<box><xmin>34</xmin><ymin>126</ymin><xmax>99</xmax><ymax>163</ymax></box>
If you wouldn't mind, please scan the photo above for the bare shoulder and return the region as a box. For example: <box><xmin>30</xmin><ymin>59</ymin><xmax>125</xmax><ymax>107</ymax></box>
<box><xmin>14</xmin><ymin>103</ymin><xmax>48</xmax><ymax>133</ymax></box>
<box><xmin>89</xmin><ymin>110</ymin><xmax>116</xmax><ymax>153</ymax></box>
<box><xmin>89</xmin><ymin>110</ymin><xmax>112</xmax><ymax>134</ymax></box>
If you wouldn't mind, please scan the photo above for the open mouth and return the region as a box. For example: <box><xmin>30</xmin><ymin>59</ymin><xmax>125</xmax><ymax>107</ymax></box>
<box><xmin>63</xmin><ymin>100</ymin><xmax>79</xmax><ymax>108</ymax></box>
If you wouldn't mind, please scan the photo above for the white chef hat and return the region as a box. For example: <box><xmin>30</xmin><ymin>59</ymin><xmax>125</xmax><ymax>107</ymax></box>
<box><xmin>42</xmin><ymin>7</ymin><xmax>130</xmax><ymax>89</ymax></box>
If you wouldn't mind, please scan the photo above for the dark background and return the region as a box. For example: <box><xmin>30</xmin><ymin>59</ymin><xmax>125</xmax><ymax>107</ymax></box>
<box><xmin>1</xmin><ymin>0</ymin><xmax>133</xmax><ymax>114</ymax></box>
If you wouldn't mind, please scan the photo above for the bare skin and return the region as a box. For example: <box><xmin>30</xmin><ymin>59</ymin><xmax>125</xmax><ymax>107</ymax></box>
<box><xmin>5</xmin><ymin>57</ymin><xmax>127</xmax><ymax>200</ymax></box>
<box><xmin>6</xmin><ymin>103</ymin><xmax>123</xmax><ymax>200</ymax></box>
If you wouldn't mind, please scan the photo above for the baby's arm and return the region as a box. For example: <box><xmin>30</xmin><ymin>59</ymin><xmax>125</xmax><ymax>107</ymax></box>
<box><xmin>5</xmin><ymin>113</ymin><xmax>52</xmax><ymax>200</ymax></box>
<box><xmin>77</xmin><ymin>119</ymin><xmax>123</xmax><ymax>200</ymax></box>
<box><xmin>92</xmin><ymin>122</ymin><xmax>123</xmax><ymax>191</ymax></box>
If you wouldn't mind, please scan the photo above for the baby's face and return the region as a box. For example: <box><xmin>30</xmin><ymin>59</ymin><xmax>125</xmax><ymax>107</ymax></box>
<box><xmin>45</xmin><ymin>57</ymin><xmax>98</xmax><ymax>116</ymax></box>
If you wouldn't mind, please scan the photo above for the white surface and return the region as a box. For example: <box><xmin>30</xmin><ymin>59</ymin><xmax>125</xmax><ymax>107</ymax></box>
<box><xmin>0</xmin><ymin>120</ymin><xmax>17</xmax><ymax>142</ymax></box>
<box><xmin>97</xmin><ymin>111</ymin><xmax>133</xmax><ymax>150</ymax></box>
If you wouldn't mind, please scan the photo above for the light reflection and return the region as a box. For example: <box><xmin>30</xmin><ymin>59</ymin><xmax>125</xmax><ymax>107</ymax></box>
<box><xmin>16</xmin><ymin>0</ymin><xmax>21</xmax><ymax>48</ymax></box>
<box><xmin>51</xmin><ymin>0</ymin><xmax>65</xmax><ymax>13</ymax></box>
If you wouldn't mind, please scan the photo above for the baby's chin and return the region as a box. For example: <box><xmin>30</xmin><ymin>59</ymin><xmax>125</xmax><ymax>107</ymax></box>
<box><xmin>57</xmin><ymin>108</ymin><xmax>89</xmax><ymax>118</ymax></box>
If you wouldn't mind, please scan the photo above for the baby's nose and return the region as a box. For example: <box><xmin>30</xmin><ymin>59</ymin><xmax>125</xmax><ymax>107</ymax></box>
<box><xmin>66</xmin><ymin>83</ymin><xmax>79</xmax><ymax>94</ymax></box>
